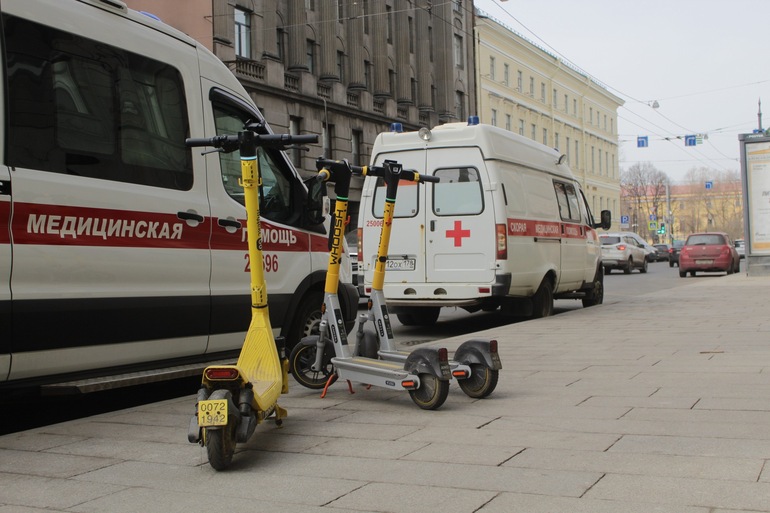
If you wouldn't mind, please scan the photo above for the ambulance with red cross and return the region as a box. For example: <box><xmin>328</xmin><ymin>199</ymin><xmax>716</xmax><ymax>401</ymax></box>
<box><xmin>358</xmin><ymin>119</ymin><xmax>611</xmax><ymax>326</ymax></box>
<box><xmin>0</xmin><ymin>0</ymin><xmax>357</xmax><ymax>391</ymax></box>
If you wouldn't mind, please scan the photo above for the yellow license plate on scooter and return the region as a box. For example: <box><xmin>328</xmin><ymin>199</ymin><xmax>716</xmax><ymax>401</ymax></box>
<box><xmin>197</xmin><ymin>399</ymin><xmax>228</xmax><ymax>427</ymax></box>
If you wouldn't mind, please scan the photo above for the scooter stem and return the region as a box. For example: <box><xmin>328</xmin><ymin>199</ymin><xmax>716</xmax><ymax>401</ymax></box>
<box><xmin>239</xmin><ymin>131</ymin><xmax>268</xmax><ymax>310</ymax></box>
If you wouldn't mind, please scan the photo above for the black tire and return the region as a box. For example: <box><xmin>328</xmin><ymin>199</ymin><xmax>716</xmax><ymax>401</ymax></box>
<box><xmin>623</xmin><ymin>259</ymin><xmax>632</xmax><ymax>274</ymax></box>
<box><xmin>669</xmin><ymin>261</ymin><xmax>674</xmax><ymax>268</ymax></box>
<box><xmin>408</xmin><ymin>374</ymin><xmax>449</xmax><ymax>410</ymax></box>
<box><xmin>457</xmin><ymin>364</ymin><xmax>499</xmax><ymax>399</ymax></box>
<box><xmin>205</xmin><ymin>418</ymin><xmax>237</xmax><ymax>471</ymax></box>
<box><xmin>640</xmin><ymin>259</ymin><xmax>648</xmax><ymax>274</ymax></box>
<box><xmin>397</xmin><ymin>307</ymin><xmax>440</xmax><ymax>327</ymax></box>
<box><xmin>531</xmin><ymin>278</ymin><xmax>553</xmax><ymax>318</ymax></box>
<box><xmin>727</xmin><ymin>263</ymin><xmax>734</xmax><ymax>275</ymax></box>
<box><xmin>679</xmin><ymin>270</ymin><xmax>687</xmax><ymax>278</ymax></box>
<box><xmin>289</xmin><ymin>336</ymin><xmax>334</xmax><ymax>390</ymax></box>
<box><xmin>604</xmin><ymin>266</ymin><xmax>611</xmax><ymax>275</ymax></box>
<box><xmin>287</xmin><ymin>291</ymin><xmax>324</xmax><ymax>351</ymax></box>
<box><xmin>582</xmin><ymin>267</ymin><xmax>604</xmax><ymax>308</ymax></box>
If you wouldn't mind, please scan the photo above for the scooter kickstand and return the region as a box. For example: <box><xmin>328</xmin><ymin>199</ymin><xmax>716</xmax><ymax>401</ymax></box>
<box><xmin>320</xmin><ymin>373</ymin><xmax>355</xmax><ymax>398</ymax></box>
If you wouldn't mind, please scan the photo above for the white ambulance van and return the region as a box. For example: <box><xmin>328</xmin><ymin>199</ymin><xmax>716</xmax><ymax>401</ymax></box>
<box><xmin>0</xmin><ymin>0</ymin><xmax>357</xmax><ymax>390</ymax></box>
<box><xmin>358</xmin><ymin>119</ymin><xmax>611</xmax><ymax>325</ymax></box>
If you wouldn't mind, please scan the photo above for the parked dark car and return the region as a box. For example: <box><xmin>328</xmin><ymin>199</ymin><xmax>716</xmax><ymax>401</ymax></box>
<box><xmin>668</xmin><ymin>240</ymin><xmax>685</xmax><ymax>267</ymax></box>
<box><xmin>653</xmin><ymin>244</ymin><xmax>671</xmax><ymax>262</ymax></box>
<box><xmin>678</xmin><ymin>232</ymin><xmax>740</xmax><ymax>277</ymax></box>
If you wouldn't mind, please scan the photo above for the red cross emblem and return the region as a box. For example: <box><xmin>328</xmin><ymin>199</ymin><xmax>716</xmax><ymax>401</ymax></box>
<box><xmin>446</xmin><ymin>220</ymin><xmax>471</xmax><ymax>247</ymax></box>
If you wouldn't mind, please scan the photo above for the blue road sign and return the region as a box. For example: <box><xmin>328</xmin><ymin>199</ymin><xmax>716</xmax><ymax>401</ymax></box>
<box><xmin>705</xmin><ymin>181</ymin><xmax>713</xmax><ymax>189</ymax></box>
<box><xmin>685</xmin><ymin>135</ymin><xmax>697</xmax><ymax>146</ymax></box>
<box><xmin>620</xmin><ymin>215</ymin><xmax>629</xmax><ymax>224</ymax></box>
<box><xmin>637</xmin><ymin>136</ymin><xmax>648</xmax><ymax>148</ymax></box>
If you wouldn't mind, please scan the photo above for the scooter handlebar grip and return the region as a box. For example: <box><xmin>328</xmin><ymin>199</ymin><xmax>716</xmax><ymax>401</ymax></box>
<box><xmin>185</xmin><ymin>137</ymin><xmax>214</xmax><ymax>148</ymax></box>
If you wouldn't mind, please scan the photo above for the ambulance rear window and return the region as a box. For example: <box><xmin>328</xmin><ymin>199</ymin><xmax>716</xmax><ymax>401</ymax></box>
<box><xmin>372</xmin><ymin>178</ymin><xmax>420</xmax><ymax>218</ymax></box>
<box><xmin>432</xmin><ymin>167</ymin><xmax>483</xmax><ymax>216</ymax></box>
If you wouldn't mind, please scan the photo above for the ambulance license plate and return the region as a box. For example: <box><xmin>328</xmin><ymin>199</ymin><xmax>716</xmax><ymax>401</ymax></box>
<box><xmin>197</xmin><ymin>399</ymin><xmax>228</xmax><ymax>427</ymax></box>
<box><xmin>386</xmin><ymin>257</ymin><xmax>415</xmax><ymax>271</ymax></box>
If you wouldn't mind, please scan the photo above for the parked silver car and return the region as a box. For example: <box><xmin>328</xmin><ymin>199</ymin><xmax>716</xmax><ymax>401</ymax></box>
<box><xmin>600</xmin><ymin>234</ymin><xmax>648</xmax><ymax>274</ymax></box>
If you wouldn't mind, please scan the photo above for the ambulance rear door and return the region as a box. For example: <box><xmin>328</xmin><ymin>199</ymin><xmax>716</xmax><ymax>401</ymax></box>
<box><xmin>424</xmin><ymin>147</ymin><xmax>497</xmax><ymax>285</ymax></box>
<box><xmin>0</xmin><ymin>164</ymin><xmax>10</xmax><ymax>382</ymax></box>
<box><xmin>368</xmin><ymin>149</ymin><xmax>427</xmax><ymax>287</ymax></box>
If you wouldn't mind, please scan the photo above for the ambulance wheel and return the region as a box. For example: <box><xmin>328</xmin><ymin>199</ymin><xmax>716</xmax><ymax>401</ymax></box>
<box><xmin>531</xmin><ymin>278</ymin><xmax>553</xmax><ymax>318</ymax></box>
<box><xmin>289</xmin><ymin>337</ymin><xmax>334</xmax><ymax>390</ymax></box>
<box><xmin>288</xmin><ymin>291</ymin><xmax>324</xmax><ymax>351</ymax></box>
<box><xmin>582</xmin><ymin>270</ymin><xmax>604</xmax><ymax>308</ymax></box>
<box><xmin>409</xmin><ymin>374</ymin><xmax>449</xmax><ymax>410</ymax></box>
<box><xmin>205</xmin><ymin>425</ymin><xmax>236</xmax><ymax>471</ymax></box>
<box><xmin>458</xmin><ymin>364</ymin><xmax>499</xmax><ymax>399</ymax></box>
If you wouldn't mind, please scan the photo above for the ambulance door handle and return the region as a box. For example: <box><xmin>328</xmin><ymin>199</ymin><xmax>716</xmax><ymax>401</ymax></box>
<box><xmin>217</xmin><ymin>218</ymin><xmax>242</xmax><ymax>229</ymax></box>
<box><xmin>430</xmin><ymin>220</ymin><xmax>435</xmax><ymax>231</ymax></box>
<box><xmin>177</xmin><ymin>210</ymin><xmax>204</xmax><ymax>223</ymax></box>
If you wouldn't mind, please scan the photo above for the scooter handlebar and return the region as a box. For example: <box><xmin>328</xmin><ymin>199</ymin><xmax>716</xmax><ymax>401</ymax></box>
<box><xmin>363</xmin><ymin>162</ymin><xmax>440</xmax><ymax>184</ymax></box>
<box><xmin>186</xmin><ymin>133</ymin><xmax>318</xmax><ymax>153</ymax></box>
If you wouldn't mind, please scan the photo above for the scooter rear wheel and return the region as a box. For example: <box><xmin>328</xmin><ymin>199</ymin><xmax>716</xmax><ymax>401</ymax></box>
<box><xmin>289</xmin><ymin>338</ymin><xmax>334</xmax><ymax>390</ymax></box>
<box><xmin>205</xmin><ymin>421</ymin><xmax>236</xmax><ymax>471</ymax></box>
<box><xmin>457</xmin><ymin>364</ymin><xmax>499</xmax><ymax>399</ymax></box>
<box><xmin>409</xmin><ymin>374</ymin><xmax>449</xmax><ymax>410</ymax></box>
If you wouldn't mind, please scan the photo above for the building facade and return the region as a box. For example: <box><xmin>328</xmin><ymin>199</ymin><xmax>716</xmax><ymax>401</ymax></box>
<box><xmin>474</xmin><ymin>10</ymin><xmax>624</xmax><ymax>230</ymax></box>
<box><xmin>124</xmin><ymin>0</ymin><xmax>477</xmax><ymax>219</ymax></box>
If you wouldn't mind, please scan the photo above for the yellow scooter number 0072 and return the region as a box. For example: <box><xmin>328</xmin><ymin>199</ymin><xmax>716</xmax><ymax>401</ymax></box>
<box><xmin>197</xmin><ymin>399</ymin><xmax>228</xmax><ymax>427</ymax></box>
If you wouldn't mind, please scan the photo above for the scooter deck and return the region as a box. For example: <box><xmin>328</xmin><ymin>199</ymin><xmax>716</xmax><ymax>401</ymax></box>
<box><xmin>332</xmin><ymin>356</ymin><xmax>412</xmax><ymax>387</ymax></box>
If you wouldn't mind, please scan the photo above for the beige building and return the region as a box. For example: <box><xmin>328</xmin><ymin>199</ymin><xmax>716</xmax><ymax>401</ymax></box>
<box><xmin>474</xmin><ymin>10</ymin><xmax>624</xmax><ymax>230</ymax></box>
<box><xmin>123</xmin><ymin>0</ymin><xmax>477</xmax><ymax>222</ymax></box>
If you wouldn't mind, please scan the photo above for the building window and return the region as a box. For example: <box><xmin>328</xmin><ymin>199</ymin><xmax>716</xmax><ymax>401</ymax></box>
<box><xmin>306</xmin><ymin>39</ymin><xmax>315</xmax><ymax>73</ymax></box>
<box><xmin>352</xmin><ymin>129</ymin><xmax>362</xmax><ymax>166</ymax></box>
<box><xmin>589</xmin><ymin>107</ymin><xmax>593</xmax><ymax>124</ymax></box>
<box><xmin>290</xmin><ymin>117</ymin><xmax>302</xmax><ymax>167</ymax></box>
<box><xmin>574</xmin><ymin>140</ymin><xmax>579</xmax><ymax>167</ymax></box>
<box><xmin>489</xmin><ymin>56</ymin><xmax>495</xmax><ymax>80</ymax></box>
<box><xmin>455</xmin><ymin>91</ymin><xmax>465</xmax><ymax>119</ymax></box>
<box><xmin>305</xmin><ymin>0</ymin><xmax>314</xmax><ymax>10</ymax></box>
<box><xmin>540</xmin><ymin>82</ymin><xmax>545</xmax><ymax>102</ymax></box>
<box><xmin>573</xmin><ymin>99</ymin><xmax>577</xmax><ymax>115</ymax></box>
<box><xmin>542</xmin><ymin>128</ymin><xmax>547</xmax><ymax>145</ymax></box>
<box><xmin>338</xmin><ymin>0</ymin><xmax>344</xmax><ymax>21</ymax></box>
<box><xmin>598</xmin><ymin>149</ymin><xmax>602</xmax><ymax>175</ymax></box>
<box><xmin>323</xmin><ymin>122</ymin><xmax>334</xmax><ymax>159</ymax></box>
<box><xmin>530</xmin><ymin>123</ymin><xmax>536</xmax><ymax>140</ymax></box>
<box><xmin>518</xmin><ymin>119</ymin><xmax>524</xmax><ymax>135</ymax></box>
<box><xmin>564</xmin><ymin>94</ymin><xmax>568</xmax><ymax>112</ymax></box>
<box><xmin>454</xmin><ymin>34</ymin><xmax>464</xmax><ymax>68</ymax></box>
<box><xmin>553</xmin><ymin>88</ymin><xmax>557</xmax><ymax>108</ymax></box>
<box><xmin>276</xmin><ymin>29</ymin><xmax>285</xmax><ymax>62</ymax></box>
<box><xmin>566</xmin><ymin>136</ymin><xmax>571</xmax><ymax>160</ymax></box>
<box><xmin>453</xmin><ymin>0</ymin><xmax>462</xmax><ymax>12</ymax></box>
<box><xmin>363</xmin><ymin>0</ymin><xmax>370</xmax><ymax>34</ymax></box>
<box><xmin>491</xmin><ymin>109</ymin><xmax>497</xmax><ymax>126</ymax></box>
<box><xmin>388</xmin><ymin>69</ymin><xmax>396</xmax><ymax>97</ymax></box>
<box><xmin>364</xmin><ymin>60</ymin><xmax>372</xmax><ymax>91</ymax></box>
<box><xmin>503</xmin><ymin>63</ymin><xmax>509</xmax><ymax>86</ymax></box>
<box><xmin>234</xmin><ymin>7</ymin><xmax>251</xmax><ymax>59</ymax></box>
<box><xmin>555</xmin><ymin>132</ymin><xmax>560</xmax><ymax>150</ymax></box>
<box><xmin>505</xmin><ymin>114</ymin><xmax>511</xmax><ymax>131</ymax></box>
<box><xmin>408</xmin><ymin>16</ymin><xmax>414</xmax><ymax>53</ymax></box>
<box><xmin>386</xmin><ymin>5</ymin><xmax>393</xmax><ymax>44</ymax></box>
<box><xmin>517</xmin><ymin>70</ymin><xmax>522</xmax><ymax>92</ymax></box>
<box><xmin>529</xmin><ymin>77</ymin><xmax>534</xmax><ymax>96</ymax></box>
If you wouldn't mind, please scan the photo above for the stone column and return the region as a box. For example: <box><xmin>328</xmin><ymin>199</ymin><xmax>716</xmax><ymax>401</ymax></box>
<box><xmin>394</xmin><ymin>0</ymin><xmax>411</xmax><ymax>104</ymax></box>
<box><xmin>371</xmin><ymin>0</ymin><xmax>389</xmax><ymax>97</ymax></box>
<box><xmin>261</xmin><ymin>0</ymin><xmax>279</xmax><ymax>60</ymax></box>
<box><xmin>287</xmin><ymin>0</ymin><xmax>307</xmax><ymax>71</ymax></box>
<box><xmin>415</xmin><ymin>0</ymin><xmax>432</xmax><ymax>110</ymax></box>
<box><xmin>346</xmin><ymin>0</ymin><xmax>365</xmax><ymax>89</ymax></box>
<box><xmin>319</xmin><ymin>1</ymin><xmax>337</xmax><ymax>80</ymax></box>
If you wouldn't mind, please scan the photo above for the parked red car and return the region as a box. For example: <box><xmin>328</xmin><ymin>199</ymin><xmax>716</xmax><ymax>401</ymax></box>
<box><xmin>679</xmin><ymin>232</ymin><xmax>740</xmax><ymax>277</ymax></box>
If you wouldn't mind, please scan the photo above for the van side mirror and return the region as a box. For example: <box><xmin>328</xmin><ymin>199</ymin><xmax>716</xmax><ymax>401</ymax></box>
<box><xmin>303</xmin><ymin>175</ymin><xmax>327</xmax><ymax>226</ymax></box>
<box><xmin>593</xmin><ymin>210</ymin><xmax>611</xmax><ymax>230</ymax></box>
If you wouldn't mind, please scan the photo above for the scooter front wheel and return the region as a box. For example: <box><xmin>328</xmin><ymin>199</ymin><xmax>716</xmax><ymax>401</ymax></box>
<box><xmin>289</xmin><ymin>338</ymin><xmax>334</xmax><ymax>390</ymax></box>
<box><xmin>457</xmin><ymin>364</ymin><xmax>499</xmax><ymax>399</ymax></box>
<box><xmin>205</xmin><ymin>421</ymin><xmax>236</xmax><ymax>471</ymax></box>
<box><xmin>408</xmin><ymin>374</ymin><xmax>449</xmax><ymax>410</ymax></box>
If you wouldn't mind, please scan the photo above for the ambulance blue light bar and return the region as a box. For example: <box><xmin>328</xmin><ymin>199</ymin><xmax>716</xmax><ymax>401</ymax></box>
<box><xmin>390</xmin><ymin>122</ymin><xmax>404</xmax><ymax>133</ymax></box>
<box><xmin>467</xmin><ymin>116</ymin><xmax>479</xmax><ymax>126</ymax></box>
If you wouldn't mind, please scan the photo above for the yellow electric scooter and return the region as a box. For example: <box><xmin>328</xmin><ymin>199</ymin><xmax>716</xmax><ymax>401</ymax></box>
<box><xmin>185</xmin><ymin>126</ymin><xmax>317</xmax><ymax>470</ymax></box>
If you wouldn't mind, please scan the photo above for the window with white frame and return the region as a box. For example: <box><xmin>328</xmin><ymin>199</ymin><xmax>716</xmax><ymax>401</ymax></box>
<box><xmin>234</xmin><ymin>7</ymin><xmax>251</xmax><ymax>59</ymax></box>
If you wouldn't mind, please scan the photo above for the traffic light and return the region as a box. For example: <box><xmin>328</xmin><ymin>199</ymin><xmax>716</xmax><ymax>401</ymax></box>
<box><xmin>658</xmin><ymin>223</ymin><xmax>666</xmax><ymax>235</ymax></box>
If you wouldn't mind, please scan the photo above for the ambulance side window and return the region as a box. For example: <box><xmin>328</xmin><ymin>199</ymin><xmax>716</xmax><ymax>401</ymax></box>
<box><xmin>4</xmin><ymin>15</ymin><xmax>192</xmax><ymax>190</ymax></box>
<box><xmin>213</xmin><ymin>102</ymin><xmax>298</xmax><ymax>225</ymax></box>
<box><xmin>432</xmin><ymin>167</ymin><xmax>483</xmax><ymax>216</ymax></box>
<box><xmin>553</xmin><ymin>181</ymin><xmax>581</xmax><ymax>222</ymax></box>
<box><xmin>579</xmin><ymin>188</ymin><xmax>596</xmax><ymax>226</ymax></box>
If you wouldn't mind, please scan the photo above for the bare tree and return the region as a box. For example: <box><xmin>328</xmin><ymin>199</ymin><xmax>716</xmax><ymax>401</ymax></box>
<box><xmin>621</xmin><ymin>162</ymin><xmax>670</xmax><ymax>240</ymax></box>
<box><xmin>677</xmin><ymin>167</ymin><xmax>743</xmax><ymax>239</ymax></box>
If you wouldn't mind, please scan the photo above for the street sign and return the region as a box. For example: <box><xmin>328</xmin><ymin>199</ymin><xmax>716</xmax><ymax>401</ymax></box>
<box><xmin>620</xmin><ymin>215</ymin><xmax>629</xmax><ymax>224</ymax></box>
<box><xmin>685</xmin><ymin>135</ymin><xmax>697</xmax><ymax>146</ymax></box>
<box><xmin>648</xmin><ymin>221</ymin><xmax>657</xmax><ymax>231</ymax></box>
<box><xmin>705</xmin><ymin>181</ymin><xmax>713</xmax><ymax>189</ymax></box>
<box><xmin>649</xmin><ymin>214</ymin><xmax>657</xmax><ymax>221</ymax></box>
<box><xmin>637</xmin><ymin>136</ymin><xmax>648</xmax><ymax>148</ymax></box>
